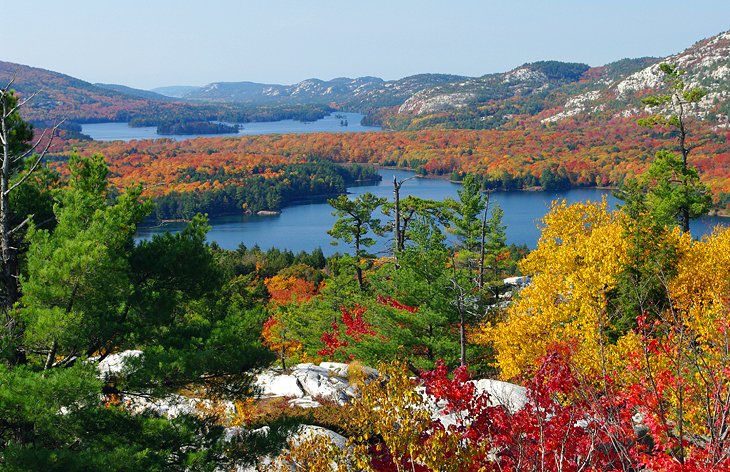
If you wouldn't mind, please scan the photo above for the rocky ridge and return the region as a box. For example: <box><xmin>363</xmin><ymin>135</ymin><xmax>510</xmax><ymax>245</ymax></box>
<box><xmin>541</xmin><ymin>30</ymin><xmax>730</xmax><ymax>125</ymax></box>
<box><xmin>183</xmin><ymin>73</ymin><xmax>469</xmax><ymax>109</ymax></box>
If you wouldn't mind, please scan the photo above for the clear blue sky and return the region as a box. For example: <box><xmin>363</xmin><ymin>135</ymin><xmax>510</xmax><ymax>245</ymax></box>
<box><xmin>6</xmin><ymin>0</ymin><xmax>730</xmax><ymax>89</ymax></box>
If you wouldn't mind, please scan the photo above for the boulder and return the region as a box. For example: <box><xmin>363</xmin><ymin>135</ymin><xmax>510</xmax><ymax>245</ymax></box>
<box><xmin>287</xmin><ymin>396</ymin><xmax>322</xmax><ymax>409</ymax></box>
<box><xmin>503</xmin><ymin>276</ymin><xmax>531</xmax><ymax>287</ymax></box>
<box><xmin>291</xmin><ymin>364</ymin><xmax>351</xmax><ymax>405</ymax></box>
<box><xmin>255</xmin><ymin>371</ymin><xmax>304</xmax><ymax>398</ymax></box>
<box><xmin>471</xmin><ymin>378</ymin><xmax>528</xmax><ymax>413</ymax></box>
<box><xmin>234</xmin><ymin>425</ymin><xmax>345</xmax><ymax>472</ymax></box>
<box><xmin>318</xmin><ymin>362</ymin><xmax>350</xmax><ymax>375</ymax></box>
<box><xmin>289</xmin><ymin>425</ymin><xmax>347</xmax><ymax>450</ymax></box>
<box><xmin>424</xmin><ymin>378</ymin><xmax>528</xmax><ymax>427</ymax></box>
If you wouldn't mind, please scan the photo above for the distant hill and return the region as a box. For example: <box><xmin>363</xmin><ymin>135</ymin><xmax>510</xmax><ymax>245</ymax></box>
<box><xmin>0</xmin><ymin>62</ymin><xmax>329</xmax><ymax>126</ymax></box>
<box><xmin>94</xmin><ymin>83</ymin><xmax>175</xmax><ymax>102</ymax></box>
<box><xmin>382</xmin><ymin>58</ymin><xmax>659</xmax><ymax>130</ymax></box>
<box><xmin>538</xmin><ymin>31</ymin><xmax>730</xmax><ymax>125</ymax></box>
<box><xmin>377</xmin><ymin>30</ymin><xmax>730</xmax><ymax>130</ymax></box>
<box><xmin>151</xmin><ymin>85</ymin><xmax>202</xmax><ymax>98</ymax></box>
<box><xmin>182</xmin><ymin>73</ymin><xmax>469</xmax><ymax>109</ymax></box>
<box><xmin>0</xmin><ymin>60</ymin><xmax>159</xmax><ymax>122</ymax></box>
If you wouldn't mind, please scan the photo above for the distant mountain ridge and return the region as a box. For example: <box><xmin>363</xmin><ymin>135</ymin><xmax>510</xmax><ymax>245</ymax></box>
<box><xmin>151</xmin><ymin>85</ymin><xmax>202</xmax><ymax>98</ymax></box>
<box><xmin>0</xmin><ymin>62</ymin><xmax>332</xmax><ymax>125</ymax></box>
<box><xmin>0</xmin><ymin>60</ymin><xmax>157</xmax><ymax>122</ymax></box>
<box><xmin>538</xmin><ymin>30</ymin><xmax>730</xmax><ymax>126</ymax></box>
<box><xmin>94</xmin><ymin>83</ymin><xmax>175</xmax><ymax>102</ymax></box>
<box><xmin>2</xmin><ymin>29</ymin><xmax>729</xmax><ymax>129</ymax></box>
<box><xmin>182</xmin><ymin>73</ymin><xmax>469</xmax><ymax>109</ymax></box>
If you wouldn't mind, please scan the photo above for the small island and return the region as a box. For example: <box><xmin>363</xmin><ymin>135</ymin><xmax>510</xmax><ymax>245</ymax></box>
<box><xmin>156</xmin><ymin>121</ymin><xmax>239</xmax><ymax>135</ymax></box>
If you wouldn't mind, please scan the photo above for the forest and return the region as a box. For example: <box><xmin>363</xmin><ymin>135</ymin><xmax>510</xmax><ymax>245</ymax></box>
<box><xmin>1</xmin><ymin>61</ymin><xmax>730</xmax><ymax>471</ymax></box>
<box><xmin>62</xmin><ymin>113</ymin><xmax>730</xmax><ymax>214</ymax></box>
<box><xmin>152</xmin><ymin>160</ymin><xmax>380</xmax><ymax>220</ymax></box>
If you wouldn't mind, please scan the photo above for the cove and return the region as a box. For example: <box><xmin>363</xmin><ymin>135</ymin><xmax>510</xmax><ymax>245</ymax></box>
<box><xmin>137</xmin><ymin>169</ymin><xmax>728</xmax><ymax>255</ymax></box>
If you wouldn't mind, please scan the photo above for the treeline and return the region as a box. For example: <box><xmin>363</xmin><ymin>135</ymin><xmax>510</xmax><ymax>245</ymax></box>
<box><xmin>153</xmin><ymin>161</ymin><xmax>380</xmax><ymax>220</ymax></box>
<box><xmin>451</xmin><ymin>165</ymin><xmax>571</xmax><ymax>191</ymax></box>
<box><xmin>156</xmin><ymin>121</ymin><xmax>239</xmax><ymax>135</ymax></box>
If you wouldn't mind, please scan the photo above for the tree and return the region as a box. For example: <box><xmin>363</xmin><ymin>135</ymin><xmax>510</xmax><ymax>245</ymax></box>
<box><xmin>370</xmin><ymin>217</ymin><xmax>461</xmax><ymax>368</ymax></box>
<box><xmin>631</xmin><ymin>63</ymin><xmax>711</xmax><ymax>232</ymax></box>
<box><xmin>483</xmin><ymin>204</ymin><xmax>508</xmax><ymax>284</ymax></box>
<box><xmin>475</xmin><ymin>200</ymin><xmax>631</xmax><ymax>380</ymax></box>
<box><xmin>447</xmin><ymin>174</ymin><xmax>487</xmax><ymax>254</ymax></box>
<box><xmin>383</xmin><ymin>194</ymin><xmax>451</xmax><ymax>258</ymax></box>
<box><xmin>445</xmin><ymin>174</ymin><xmax>494</xmax><ymax>366</ymax></box>
<box><xmin>390</xmin><ymin>174</ymin><xmax>416</xmax><ymax>255</ymax></box>
<box><xmin>327</xmin><ymin>192</ymin><xmax>386</xmax><ymax>290</ymax></box>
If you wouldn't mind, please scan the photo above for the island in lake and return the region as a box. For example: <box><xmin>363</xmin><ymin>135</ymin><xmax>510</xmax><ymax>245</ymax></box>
<box><xmin>156</xmin><ymin>121</ymin><xmax>240</xmax><ymax>135</ymax></box>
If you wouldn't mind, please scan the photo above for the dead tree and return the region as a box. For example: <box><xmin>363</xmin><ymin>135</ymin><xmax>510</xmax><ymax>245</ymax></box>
<box><xmin>0</xmin><ymin>79</ymin><xmax>60</xmax><ymax>338</ymax></box>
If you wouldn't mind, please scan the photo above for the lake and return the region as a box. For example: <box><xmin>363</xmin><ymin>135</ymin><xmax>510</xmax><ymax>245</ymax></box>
<box><xmin>81</xmin><ymin>112</ymin><xmax>379</xmax><ymax>141</ymax></box>
<box><xmin>137</xmin><ymin>168</ymin><xmax>728</xmax><ymax>255</ymax></box>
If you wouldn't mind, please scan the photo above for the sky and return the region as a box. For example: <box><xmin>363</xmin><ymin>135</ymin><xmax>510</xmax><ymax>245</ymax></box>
<box><xmin>5</xmin><ymin>0</ymin><xmax>730</xmax><ymax>89</ymax></box>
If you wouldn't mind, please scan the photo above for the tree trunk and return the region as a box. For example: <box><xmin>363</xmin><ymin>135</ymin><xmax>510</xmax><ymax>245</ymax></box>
<box><xmin>44</xmin><ymin>339</ymin><xmax>57</xmax><ymax>370</ymax></box>
<box><xmin>0</xmin><ymin>96</ymin><xmax>18</xmax><ymax>311</ymax></box>
<box><xmin>676</xmin><ymin>93</ymin><xmax>690</xmax><ymax>233</ymax></box>
<box><xmin>478</xmin><ymin>193</ymin><xmax>489</xmax><ymax>289</ymax></box>
<box><xmin>393</xmin><ymin>175</ymin><xmax>400</xmax><ymax>256</ymax></box>
<box><xmin>459</xmin><ymin>308</ymin><xmax>466</xmax><ymax>367</ymax></box>
<box><xmin>355</xmin><ymin>234</ymin><xmax>364</xmax><ymax>290</ymax></box>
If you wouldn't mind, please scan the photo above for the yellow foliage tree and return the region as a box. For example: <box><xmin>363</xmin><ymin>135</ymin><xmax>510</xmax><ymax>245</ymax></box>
<box><xmin>344</xmin><ymin>360</ymin><xmax>432</xmax><ymax>471</ymax></box>
<box><xmin>475</xmin><ymin>200</ymin><xmax>634</xmax><ymax>380</ymax></box>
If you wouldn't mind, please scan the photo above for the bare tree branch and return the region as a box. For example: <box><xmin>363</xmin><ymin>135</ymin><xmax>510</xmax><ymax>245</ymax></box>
<box><xmin>5</xmin><ymin>120</ymin><xmax>63</xmax><ymax>196</ymax></box>
<box><xmin>2</xmin><ymin>75</ymin><xmax>16</xmax><ymax>93</ymax></box>
<box><xmin>4</xmin><ymin>90</ymin><xmax>41</xmax><ymax>119</ymax></box>
<box><xmin>8</xmin><ymin>215</ymin><xmax>32</xmax><ymax>236</ymax></box>
<box><xmin>13</xmin><ymin>127</ymin><xmax>51</xmax><ymax>162</ymax></box>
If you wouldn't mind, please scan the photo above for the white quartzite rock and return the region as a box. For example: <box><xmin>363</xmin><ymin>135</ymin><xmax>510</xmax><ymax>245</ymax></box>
<box><xmin>255</xmin><ymin>372</ymin><xmax>304</xmax><ymax>398</ymax></box>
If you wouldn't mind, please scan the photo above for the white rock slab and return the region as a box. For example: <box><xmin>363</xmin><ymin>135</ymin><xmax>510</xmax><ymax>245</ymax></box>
<box><xmin>255</xmin><ymin>372</ymin><xmax>304</xmax><ymax>398</ymax></box>
<box><xmin>471</xmin><ymin>378</ymin><xmax>528</xmax><ymax>413</ymax></box>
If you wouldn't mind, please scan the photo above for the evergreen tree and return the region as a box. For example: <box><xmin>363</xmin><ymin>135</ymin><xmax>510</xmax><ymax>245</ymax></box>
<box><xmin>626</xmin><ymin>63</ymin><xmax>712</xmax><ymax>232</ymax></box>
<box><xmin>327</xmin><ymin>192</ymin><xmax>386</xmax><ymax>290</ymax></box>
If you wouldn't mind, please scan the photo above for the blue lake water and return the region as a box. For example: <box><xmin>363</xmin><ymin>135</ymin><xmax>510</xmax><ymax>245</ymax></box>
<box><xmin>136</xmin><ymin>168</ymin><xmax>728</xmax><ymax>255</ymax></box>
<box><xmin>81</xmin><ymin>112</ymin><xmax>379</xmax><ymax>141</ymax></box>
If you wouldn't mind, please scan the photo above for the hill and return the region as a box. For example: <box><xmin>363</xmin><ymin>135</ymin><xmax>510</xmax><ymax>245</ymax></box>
<box><xmin>5</xmin><ymin>29</ymin><xmax>729</xmax><ymax>135</ymax></box>
<box><xmin>388</xmin><ymin>30</ymin><xmax>730</xmax><ymax>130</ymax></box>
<box><xmin>0</xmin><ymin>60</ymin><xmax>157</xmax><ymax>122</ymax></box>
<box><xmin>150</xmin><ymin>85</ymin><xmax>202</xmax><ymax>98</ymax></box>
<box><xmin>94</xmin><ymin>83</ymin><xmax>176</xmax><ymax>102</ymax></box>
<box><xmin>0</xmin><ymin>61</ymin><xmax>332</xmax><ymax>126</ymax></box>
<box><xmin>540</xmin><ymin>30</ymin><xmax>730</xmax><ymax>125</ymax></box>
<box><xmin>182</xmin><ymin>73</ymin><xmax>469</xmax><ymax>109</ymax></box>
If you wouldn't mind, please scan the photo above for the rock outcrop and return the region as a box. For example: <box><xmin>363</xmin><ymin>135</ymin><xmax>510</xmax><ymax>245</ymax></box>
<box><xmin>255</xmin><ymin>362</ymin><xmax>377</xmax><ymax>408</ymax></box>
